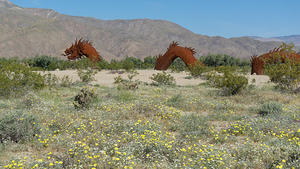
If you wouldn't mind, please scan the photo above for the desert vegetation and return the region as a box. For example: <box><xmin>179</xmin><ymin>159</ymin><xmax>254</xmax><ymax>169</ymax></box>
<box><xmin>0</xmin><ymin>48</ymin><xmax>299</xmax><ymax>169</ymax></box>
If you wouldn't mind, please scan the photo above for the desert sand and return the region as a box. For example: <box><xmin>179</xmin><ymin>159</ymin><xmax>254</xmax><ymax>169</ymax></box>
<box><xmin>38</xmin><ymin>70</ymin><xmax>271</xmax><ymax>87</ymax></box>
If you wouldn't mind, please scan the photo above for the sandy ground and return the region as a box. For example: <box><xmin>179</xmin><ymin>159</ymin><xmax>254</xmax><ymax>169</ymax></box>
<box><xmin>39</xmin><ymin>70</ymin><xmax>271</xmax><ymax>87</ymax></box>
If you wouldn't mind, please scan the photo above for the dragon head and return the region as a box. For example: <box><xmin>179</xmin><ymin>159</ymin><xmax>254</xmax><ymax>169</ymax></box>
<box><xmin>63</xmin><ymin>38</ymin><xmax>84</xmax><ymax>60</ymax></box>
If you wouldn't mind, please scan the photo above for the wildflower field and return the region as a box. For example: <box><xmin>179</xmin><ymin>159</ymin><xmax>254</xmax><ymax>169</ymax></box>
<box><xmin>0</xmin><ymin>70</ymin><xmax>299</xmax><ymax>169</ymax></box>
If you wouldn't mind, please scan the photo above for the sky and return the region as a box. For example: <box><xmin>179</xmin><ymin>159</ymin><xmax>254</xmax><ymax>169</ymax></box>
<box><xmin>9</xmin><ymin>0</ymin><xmax>300</xmax><ymax>38</ymax></box>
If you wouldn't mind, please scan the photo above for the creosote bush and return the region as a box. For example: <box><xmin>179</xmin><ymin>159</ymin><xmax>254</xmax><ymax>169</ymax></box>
<box><xmin>207</xmin><ymin>70</ymin><xmax>248</xmax><ymax>95</ymax></box>
<box><xmin>77</xmin><ymin>68</ymin><xmax>97</xmax><ymax>83</ymax></box>
<box><xmin>189</xmin><ymin>62</ymin><xmax>208</xmax><ymax>78</ymax></box>
<box><xmin>200</xmin><ymin>54</ymin><xmax>250</xmax><ymax>67</ymax></box>
<box><xmin>114</xmin><ymin>70</ymin><xmax>140</xmax><ymax>90</ymax></box>
<box><xmin>258</xmin><ymin>101</ymin><xmax>283</xmax><ymax>116</ymax></box>
<box><xmin>0</xmin><ymin>62</ymin><xmax>45</xmax><ymax>97</ymax></box>
<box><xmin>264</xmin><ymin>61</ymin><xmax>300</xmax><ymax>91</ymax></box>
<box><xmin>73</xmin><ymin>87</ymin><xmax>97</xmax><ymax>109</ymax></box>
<box><xmin>26</xmin><ymin>55</ymin><xmax>59</xmax><ymax>70</ymax></box>
<box><xmin>0</xmin><ymin>112</ymin><xmax>40</xmax><ymax>143</ymax></box>
<box><xmin>169</xmin><ymin>58</ymin><xmax>188</xmax><ymax>72</ymax></box>
<box><xmin>60</xmin><ymin>75</ymin><xmax>73</xmax><ymax>87</ymax></box>
<box><xmin>43</xmin><ymin>73</ymin><xmax>59</xmax><ymax>88</ymax></box>
<box><xmin>150</xmin><ymin>71</ymin><xmax>176</xmax><ymax>86</ymax></box>
<box><xmin>43</xmin><ymin>73</ymin><xmax>73</xmax><ymax>88</ymax></box>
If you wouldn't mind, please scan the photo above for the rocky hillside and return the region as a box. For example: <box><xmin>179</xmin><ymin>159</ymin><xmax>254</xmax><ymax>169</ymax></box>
<box><xmin>250</xmin><ymin>35</ymin><xmax>300</xmax><ymax>47</ymax></box>
<box><xmin>0</xmin><ymin>0</ymin><xmax>284</xmax><ymax>60</ymax></box>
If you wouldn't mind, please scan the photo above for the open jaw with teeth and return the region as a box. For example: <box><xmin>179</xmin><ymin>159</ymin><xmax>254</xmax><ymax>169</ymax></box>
<box><xmin>63</xmin><ymin>38</ymin><xmax>101</xmax><ymax>62</ymax></box>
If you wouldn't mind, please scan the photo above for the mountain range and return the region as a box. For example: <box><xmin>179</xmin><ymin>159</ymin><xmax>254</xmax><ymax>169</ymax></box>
<box><xmin>249</xmin><ymin>35</ymin><xmax>300</xmax><ymax>47</ymax></box>
<box><xmin>0</xmin><ymin>0</ymin><xmax>299</xmax><ymax>61</ymax></box>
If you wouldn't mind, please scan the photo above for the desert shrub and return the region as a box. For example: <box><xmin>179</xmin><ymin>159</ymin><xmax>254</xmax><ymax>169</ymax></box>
<box><xmin>142</xmin><ymin>56</ymin><xmax>156</xmax><ymax>69</ymax></box>
<box><xmin>239</xmin><ymin>65</ymin><xmax>251</xmax><ymax>74</ymax></box>
<box><xmin>258</xmin><ymin>101</ymin><xmax>283</xmax><ymax>116</ymax></box>
<box><xmin>21</xmin><ymin>93</ymin><xmax>40</xmax><ymax>109</ymax></box>
<box><xmin>26</xmin><ymin>55</ymin><xmax>62</xmax><ymax>70</ymax></box>
<box><xmin>0</xmin><ymin>62</ymin><xmax>45</xmax><ymax>97</ymax></box>
<box><xmin>150</xmin><ymin>71</ymin><xmax>176</xmax><ymax>86</ymax></box>
<box><xmin>107</xmin><ymin>59</ymin><xmax>123</xmax><ymax>70</ymax></box>
<box><xmin>169</xmin><ymin>58</ymin><xmax>188</xmax><ymax>72</ymax></box>
<box><xmin>43</xmin><ymin>73</ymin><xmax>73</xmax><ymax>88</ymax></box>
<box><xmin>176</xmin><ymin>114</ymin><xmax>209</xmax><ymax>138</ymax></box>
<box><xmin>106</xmin><ymin>57</ymin><xmax>144</xmax><ymax>70</ymax></box>
<box><xmin>26</xmin><ymin>56</ymin><xmax>103</xmax><ymax>70</ymax></box>
<box><xmin>0</xmin><ymin>57</ymin><xmax>21</xmax><ymax>65</ymax></box>
<box><xmin>166</xmin><ymin>94</ymin><xmax>184</xmax><ymax>108</ymax></box>
<box><xmin>114</xmin><ymin>70</ymin><xmax>140</xmax><ymax>90</ymax></box>
<box><xmin>123</xmin><ymin>57</ymin><xmax>143</xmax><ymax>70</ymax></box>
<box><xmin>72</xmin><ymin>58</ymin><xmax>98</xmax><ymax>69</ymax></box>
<box><xmin>264</xmin><ymin>61</ymin><xmax>300</xmax><ymax>91</ymax></box>
<box><xmin>214</xmin><ymin>65</ymin><xmax>239</xmax><ymax>73</ymax></box>
<box><xmin>97</xmin><ymin>57</ymin><xmax>109</xmax><ymax>69</ymax></box>
<box><xmin>77</xmin><ymin>68</ymin><xmax>97</xmax><ymax>83</ymax></box>
<box><xmin>207</xmin><ymin>70</ymin><xmax>248</xmax><ymax>95</ymax></box>
<box><xmin>0</xmin><ymin>112</ymin><xmax>40</xmax><ymax>143</ymax></box>
<box><xmin>200</xmin><ymin>54</ymin><xmax>250</xmax><ymax>67</ymax></box>
<box><xmin>189</xmin><ymin>62</ymin><xmax>209</xmax><ymax>77</ymax></box>
<box><xmin>122</xmin><ymin>59</ymin><xmax>135</xmax><ymax>71</ymax></box>
<box><xmin>60</xmin><ymin>75</ymin><xmax>73</xmax><ymax>87</ymax></box>
<box><xmin>73</xmin><ymin>87</ymin><xmax>97</xmax><ymax>109</ymax></box>
<box><xmin>43</xmin><ymin>73</ymin><xmax>59</xmax><ymax>87</ymax></box>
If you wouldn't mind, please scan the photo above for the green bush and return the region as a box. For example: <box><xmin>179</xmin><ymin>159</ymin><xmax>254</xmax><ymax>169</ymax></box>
<box><xmin>43</xmin><ymin>73</ymin><xmax>59</xmax><ymax>88</ymax></box>
<box><xmin>97</xmin><ymin>57</ymin><xmax>109</xmax><ymax>69</ymax></box>
<box><xmin>123</xmin><ymin>57</ymin><xmax>143</xmax><ymax>70</ymax></box>
<box><xmin>114</xmin><ymin>70</ymin><xmax>140</xmax><ymax>90</ymax></box>
<box><xmin>200</xmin><ymin>54</ymin><xmax>250</xmax><ymax>67</ymax></box>
<box><xmin>26</xmin><ymin>56</ymin><xmax>101</xmax><ymax>70</ymax></box>
<box><xmin>60</xmin><ymin>75</ymin><xmax>74</xmax><ymax>87</ymax></box>
<box><xmin>43</xmin><ymin>73</ymin><xmax>73</xmax><ymax>88</ymax></box>
<box><xmin>107</xmin><ymin>59</ymin><xmax>123</xmax><ymax>70</ymax></box>
<box><xmin>77</xmin><ymin>68</ymin><xmax>97</xmax><ymax>83</ymax></box>
<box><xmin>0</xmin><ymin>57</ymin><xmax>21</xmax><ymax>65</ymax></box>
<box><xmin>189</xmin><ymin>62</ymin><xmax>209</xmax><ymax>78</ymax></box>
<box><xmin>258</xmin><ymin>101</ymin><xmax>283</xmax><ymax>116</ymax></box>
<box><xmin>26</xmin><ymin>55</ymin><xmax>61</xmax><ymax>70</ymax></box>
<box><xmin>122</xmin><ymin>59</ymin><xmax>135</xmax><ymax>71</ymax></box>
<box><xmin>0</xmin><ymin>112</ymin><xmax>40</xmax><ymax>143</ymax></box>
<box><xmin>72</xmin><ymin>58</ymin><xmax>98</xmax><ymax>70</ymax></box>
<box><xmin>142</xmin><ymin>56</ymin><xmax>156</xmax><ymax>69</ymax></box>
<box><xmin>150</xmin><ymin>71</ymin><xmax>176</xmax><ymax>86</ymax></box>
<box><xmin>214</xmin><ymin>65</ymin><xmax>238</xmax><ymax>73</ymax></box>
<box><xmin>73</xmin><ymin>87</ymin><xmax>97</xmax><ymax>109</ymax></box>
<box><xmin>0</xmin><ymin>62</ymin><xmax>45</xmax><ymax>97</ymax></box>
<box><xmin>207</xmin><ymin>70</ymin><xmax>248</xmax><ymax>95</ymax></box>
<box><xmin>264</xmin><ymin>61</ymin><xmax>300</xmax><ymax>91</ymax></box>
<box><xmin>21</xmin><ymin>93</ymin><xmax>40</xmax><ymax>109</ymax></box>
<box><xmin>177</xmin><ymin>114</ymin><xmax>209</xmax><ymax>138</ymax></box>
<box><xmin>169</xmin><ymin>58</ymin><xmax>188</xmax><ymax>72</ymax></box>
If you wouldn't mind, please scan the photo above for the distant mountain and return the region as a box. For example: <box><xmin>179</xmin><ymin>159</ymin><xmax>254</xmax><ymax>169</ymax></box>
<box><xmin>0</xmin><ymin>0</ymin><xmax>16</xmax><ymax>8</ymax></box>
<box><xmin>0</xmin><ymin>0</ymin><xmax>285</xmax><ymax>60</ymax></box>
<box><xmin>274</xmin><ymin>35</ymin><xmax>300</xmax><ymax>46</ymax></box>
<box><xmin>249</xmin><ymin>35</ymin><xmax>300</xmax><ymax>47</ymax></box>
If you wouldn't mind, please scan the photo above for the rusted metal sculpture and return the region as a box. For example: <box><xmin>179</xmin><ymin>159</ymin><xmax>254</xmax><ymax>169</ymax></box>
<box><xmin>251</xmin><ymin>44</ymin><xmax>300</xmax><ymax>75</ymax></box>
<box><xmin>154</xmin><ymin>41</ymin><xmax>200</xmax><ymax>70</ymax></box>
<box><xmin>63</xmin><ymin>38</ymin><xmax>101</xmax><ymax>62</ymax></box>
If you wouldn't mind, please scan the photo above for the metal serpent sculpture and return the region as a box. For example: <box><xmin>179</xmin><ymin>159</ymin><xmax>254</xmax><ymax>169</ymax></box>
<box><xmin>251</xmin><ymin>44</ymin><xmax>300</xmax><ymax>75</ymax></box>
<box><xmin>64</xmin><ymin>38</ymin><xmax>101</xmax><ymax>62</ymax></box>
<box><xmin>154</xmin><ymin>41</ymin><xmax>200</xmax><ymax>70</ymax></box>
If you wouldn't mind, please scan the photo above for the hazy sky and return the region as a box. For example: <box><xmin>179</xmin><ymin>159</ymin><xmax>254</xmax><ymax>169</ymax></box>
<box><xmin>9</xmin><ymin>0</ymin><xmax>300</xmax><ymax>38</ymax></box>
